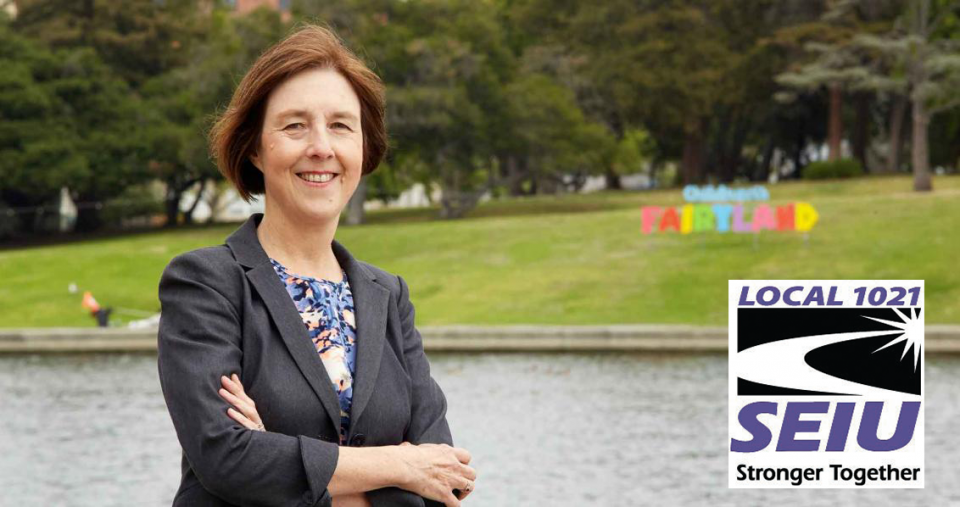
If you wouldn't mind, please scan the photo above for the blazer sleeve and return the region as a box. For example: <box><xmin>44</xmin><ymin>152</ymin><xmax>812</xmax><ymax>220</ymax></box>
<box><xmin>157</xmin><ymin>251</ymin><xmax>340</xmax><ymax>507</ymax></box>
<box><xmin>389</xmin><ymin>275</ymin><xmax>455</xmax><ymax>507</ymax></box>
<box><xmin>396</xmin><ymin>275</ymin><xmax>453</xmax><ymax>445</ymax></box>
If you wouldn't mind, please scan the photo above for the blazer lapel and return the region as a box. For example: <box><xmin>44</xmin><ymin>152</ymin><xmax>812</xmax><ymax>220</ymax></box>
<box><xmin>226</xmin><ymin>214</ymin><xmax>342</xmax><ymax>433</ymax></box>
<box><xmin>226</xmin><ymin>214</ymin><xmax>391</xmax><ymax>438</ymax></box>
<box><xmin>333</xmin><ymin>240</ymin><xmax>389</xmax><ymax>433</ymax></box>
<box><xmin>246</xmin><ymin>264</ymin><xmax>344</xmax><ymax>432</ymax></box>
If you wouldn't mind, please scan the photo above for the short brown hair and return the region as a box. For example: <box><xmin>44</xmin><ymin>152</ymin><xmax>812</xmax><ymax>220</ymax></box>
<box><xmin>210</xmin><ymin>25</ymin><xmax>387</xmax><ymax>202</ymax></box>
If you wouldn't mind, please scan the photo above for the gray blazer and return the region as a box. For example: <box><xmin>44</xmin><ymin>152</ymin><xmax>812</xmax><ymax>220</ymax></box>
<box><xmin>157</xmin><ymin>213</ymin><xmax>452</xmax><ymax>507</ymax></box>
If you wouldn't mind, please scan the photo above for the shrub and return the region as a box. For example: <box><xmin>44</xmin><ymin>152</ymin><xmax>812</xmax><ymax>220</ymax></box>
<box><xmin>802</xmin><ymin>159</ymin><xmax>863</xmax><ymax>180</ymax></box>
<box><xmin>0</xmin><ymin>205</ymin><xmax>20</xmax><ymax>240</ymax></box>
<box><xmin>101</xmin><ymin>185</ymin><xmax>164</xmax><ymax>227</ymax></box>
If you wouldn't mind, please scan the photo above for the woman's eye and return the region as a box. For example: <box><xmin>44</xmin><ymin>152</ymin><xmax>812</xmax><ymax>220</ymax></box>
<box><xmin>284</xmin><ymin>123</ymin><xmax>305</xmax><ymax>131</ymax></box>
<box><xmin>332</xmin><ymin>122</ymin><xmax>352</xmax><ymax>131</ymax></box>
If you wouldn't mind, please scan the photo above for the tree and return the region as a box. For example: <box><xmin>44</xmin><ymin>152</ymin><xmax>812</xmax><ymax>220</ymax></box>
<box><xmin>929</xmin><ymin>107</ymin><xmax>960</xmax><ymax>170</ymax></box>
<box><xmin>0</xmin><ymin>30</ymin><xmax>80</xmax><ymax>233</ymax></box>
<box><xmin>0</xmin><ymin>20</ymin><xmax>145</xmax><ymax>233</ymax></box>
<box><xmin>511</xmin><ymin>0</ymin><xmax>792</xmax><ymax>185</ymax></box>
<box><xmin>611</xmin><ymin>128</ymin><xmax>658</xmax><ymax>185</ymax></box>
<box><xmin>852</xmin><ymin>0</ymin><xmax>960</xmax><ymax>191</ymax></box>
<box><xmin>143</xmin><ymin>6</ymin><xmax>290</xmax><ymax>226</ymax></box>
<box><xmin>774</xmin><ymin>0</ymin><xmax>902</xmax><ymax>167</ymax></box>
<box><xmin>500</xmin><ymin>73</ymin><xmax>615</xmax><ymax>195</ymax></box>
<box><xmin>508</xmin><ymin>0</ymin><xmax>630</xmax><ymax>188</ymax></box>
<box><xmin>9</xmin><ymin>0</ymin><xmax>207</xmax><ymax>231</ymax></box>
<box><xmin>13</xmin><ymin>0</ymin><xmax>200</xmax><ymax>88</ymax></box>
<box><xmin>387</xmin><ymin>74</ymin><xmax>488</xmax><ymax>219</ymax></box>
<box><xmin>59</xmin><ymin>49</ymin><xmax>149</xmax><ymax>231</ymax></box>
<box><xmin>365</xmin><ymin>0</ymin><xmax>517</xmax><ymax>218</ymax></box>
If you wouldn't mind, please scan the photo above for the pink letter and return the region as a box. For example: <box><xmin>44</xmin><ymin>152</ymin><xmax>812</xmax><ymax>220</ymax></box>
<box><xmin>752</xmin><ymin>205</ymin><xmax>776</xmax><ymax>231</ymax></box>
<box><xmin>732</xmin><ymin>204</ymin><xmax>751</xmax><ymax>233</ymax></box>
<box><xmin>641</xmin><ymin>206</ymin><xmax>662</xmax><ymax>234</ymax></box>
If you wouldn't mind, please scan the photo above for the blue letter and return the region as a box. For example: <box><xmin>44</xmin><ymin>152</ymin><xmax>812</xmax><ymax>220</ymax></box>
<box><xmin>803</xmin><ymin>287</ymin><xmax>825</xmax><ymax>306</ymax></box>
<box><xmin>713</xmin><ymin>204</ymin><xmax>733</xmax><ymax>233</ymax></box>
<box><xmin>827</xmin><ymin>286</ymin><xmax>843</xmax><ymax>306</ymax></box>
<box><xmin>857</xmin><ymin>401</ymin><xmax>921</xmax><ymax>451</ymax></box>
<box><xmin>783</xmin><ymin>286</ymin><xmax>803</xmax><ymax>306</ymax></box>
<box><xmin>826</xmin><ymin>402</ymin><xmax>856</xmax><ymax>451</ymax></box>
<box><xmin>757</xmin><ymin>286</ymin><xmax>781</xmax><ymax>306</ymax></box>
<box><xmin>731</xmin><ymin>402</ymin><xmax>777</xmax><ymax>453</ymax></box>
<box><xmin>777</xmin><ymin>402</ymin><xmax>828</xmax><ymax>451</ymax></box>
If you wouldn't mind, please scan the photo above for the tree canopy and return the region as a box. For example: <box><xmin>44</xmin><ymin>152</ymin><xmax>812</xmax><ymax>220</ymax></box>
<box><xmin>1</xmin><ymin>0</ymin><xmax>958</xmax><ymax>237</ymax></box>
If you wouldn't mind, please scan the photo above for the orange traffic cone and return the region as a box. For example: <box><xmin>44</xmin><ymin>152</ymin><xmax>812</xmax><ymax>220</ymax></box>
<box><xmin>81</xmin><ymin>291</ymin><xmax>101</xmax><ymax>313</ymax></box>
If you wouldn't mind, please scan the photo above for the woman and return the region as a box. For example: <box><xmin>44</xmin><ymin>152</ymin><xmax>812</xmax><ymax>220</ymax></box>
<box><xmin>157</xmin><ymin>26</ymin><xmax>476</xmax><ymax>507</ymax></box>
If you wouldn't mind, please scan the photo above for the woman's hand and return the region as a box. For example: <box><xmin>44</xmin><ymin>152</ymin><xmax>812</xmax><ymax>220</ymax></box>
<box><xmin>219</xmin><ymin>373</ymin><xmax>265</xmax><ymax>432</ymax></box>
<box><xmin>219</xmin><ymin>375</ymin><xmax>475</xmax><ymax>505</ymax></box>
<box><xmin>395</xmin><ymin>442</ymin><xmax>476</xmax><ymax>506</ymax></box>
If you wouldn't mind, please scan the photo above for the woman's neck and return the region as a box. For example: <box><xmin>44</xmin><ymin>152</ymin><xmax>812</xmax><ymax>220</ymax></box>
<box><xmin>256</xmin><ymin>207</ymin><xmax>343</xmax><ymax>282</ymax></box>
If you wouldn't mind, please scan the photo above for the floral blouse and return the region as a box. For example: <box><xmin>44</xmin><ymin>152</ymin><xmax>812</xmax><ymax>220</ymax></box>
<box><xmin>269</xmin><ymin>258</ymin><xmax>357</xmax><ymax>445</ymax></box>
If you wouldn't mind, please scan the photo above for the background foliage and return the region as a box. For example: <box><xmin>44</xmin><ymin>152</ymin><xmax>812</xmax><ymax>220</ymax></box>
<box><xmin>0</xmin><ymin>0</ymin><xmax>958</xmax><ymax>238</ymax></box>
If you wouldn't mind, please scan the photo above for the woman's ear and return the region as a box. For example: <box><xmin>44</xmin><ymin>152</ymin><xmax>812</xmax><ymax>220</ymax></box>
<box><xmin>249</xmin><ymin>150</ymin><xmax>263</xmax><ymax>172</ymax></box>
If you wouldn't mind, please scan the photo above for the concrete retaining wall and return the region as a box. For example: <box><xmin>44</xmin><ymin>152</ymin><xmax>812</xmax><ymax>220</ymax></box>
<box><xmin>1</xmin><ymin>325</ymin><xmax>959</xmax><ymax>354</ymax></box>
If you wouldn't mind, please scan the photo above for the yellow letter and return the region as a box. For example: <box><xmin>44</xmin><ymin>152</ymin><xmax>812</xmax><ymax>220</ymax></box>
<box><xmin>794</xmin><ymin>202</ymin><xmax>819</xmax><ymax>232</ymax></box>
<box><xmin>681</xmin><ymin>204</ymin><xmax>694</xmax><ymax>234</ymax></box>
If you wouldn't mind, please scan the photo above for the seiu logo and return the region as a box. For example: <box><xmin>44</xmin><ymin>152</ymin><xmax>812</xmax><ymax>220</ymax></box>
<box><xmin>729</xmin><ymin>281</ymin><xmax>925</xmax><ymax>488</ymax></box>
<box><xmin>731</xmin><ymin>401</ymin><xmax>921</xmax><ymax>453</ymax></box>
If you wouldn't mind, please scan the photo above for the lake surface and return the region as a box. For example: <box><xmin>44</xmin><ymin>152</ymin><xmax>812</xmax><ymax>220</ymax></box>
<box><xmin>1</xmin><ymin>353</ymin><xmax>959</xmax><ymax>506</ymax></box>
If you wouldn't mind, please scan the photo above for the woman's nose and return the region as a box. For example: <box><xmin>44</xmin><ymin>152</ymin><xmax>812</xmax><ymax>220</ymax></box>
<box><xmin>305</xmin><ymin>128</ymin><xmax>335</xmax><ymax>159</ymax></box>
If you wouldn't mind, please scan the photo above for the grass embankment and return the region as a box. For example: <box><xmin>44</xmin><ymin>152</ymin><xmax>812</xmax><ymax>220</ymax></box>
<box><xmin>1</xmin><ymin>174</ymin><xmax>957</xmax><ymax>327</ymax></box>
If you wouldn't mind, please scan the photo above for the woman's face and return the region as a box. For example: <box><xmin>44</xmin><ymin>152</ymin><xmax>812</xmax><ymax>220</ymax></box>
<box><xmin>252</xmin><ymin>67</ymin><xmax>363</xmax><ymax>225</ymax></box>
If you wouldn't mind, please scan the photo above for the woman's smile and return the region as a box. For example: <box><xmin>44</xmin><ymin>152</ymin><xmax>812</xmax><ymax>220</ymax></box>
<box><xmin>296</xmin><ymin>171</ymin><xmax>340</xmax><ymax>188</ymax></box>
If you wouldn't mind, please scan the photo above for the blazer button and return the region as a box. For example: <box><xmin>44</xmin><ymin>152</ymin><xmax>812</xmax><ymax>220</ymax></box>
<box><xmin>350</xmin><ymin>434</ymin><xmax>366</xmax><ymax>447</ymax></box>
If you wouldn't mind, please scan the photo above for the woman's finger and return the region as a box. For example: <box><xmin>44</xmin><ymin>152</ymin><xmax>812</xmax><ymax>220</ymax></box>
<box><xmin>222</xmin><ymin>375</ymin><xmax>253</xmax><ymax>403</ymax></box>
<box><xmin>218</xmin><ymin>388</ymin><xmax>250</xmax><ymax>413</ymax></box>
<box><xmin>441</xmin><ymin>491</ymin><xmax>460</xmax><ymax>507</ymax></box>
<box><xmin>231</xmin><ymin>373</ymin><xmax>246</xmax><ymax>393</ymax></box>
<box><xmin>461</xmin><ymin>464</ymin><xmax>477</xmax><ymax>481</ymax></box>
<box><xmin>457</xmin><ymin>481</ymin><xmax>475</xmax><ymax>501</ymax></box>
<box><xmin>452</xmin><ymin>447</ymin><xmax>471</xmax><ymax>465</ymax></box>
<box><xmin>227</xmin><ymin>407</ymin><xmax>258</xmax><ymax>430</ymax></box>
<box><xmin>222</xmin><ymin>375</ymin><xmax>258</xmax><ymax>410</ymax></box>
<box><xmin>218</xmin><ymin>388</ymin><xmax>263</xmax><ymax>426</ymax></box>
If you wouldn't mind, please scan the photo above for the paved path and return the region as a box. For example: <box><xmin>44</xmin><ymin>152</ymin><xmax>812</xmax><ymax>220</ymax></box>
<box><xmin>1</xmin><ymin>325</ymin><xmax>959</xmax><ymax>354</ymax></box>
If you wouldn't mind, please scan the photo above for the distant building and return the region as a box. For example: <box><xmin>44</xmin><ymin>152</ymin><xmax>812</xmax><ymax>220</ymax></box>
<box><xmin>231</xmin><ymin>0</ymin><xmax>291</xmax><ymax>20</ymax></box>
<box><xmin>2</xmin><ymin>0</ymin><xmax>17</xmax><ymax>19</ymax></box>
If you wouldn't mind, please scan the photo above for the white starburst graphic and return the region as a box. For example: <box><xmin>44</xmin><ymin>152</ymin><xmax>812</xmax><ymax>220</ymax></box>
<box><xmin>864</xmin><ymin>308</ymin><xmax>923</xmax><ymax>370</ymax></box>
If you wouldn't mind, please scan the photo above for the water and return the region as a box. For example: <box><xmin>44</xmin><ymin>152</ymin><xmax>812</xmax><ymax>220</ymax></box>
<box><xmin>1</xmin><ymin>353</ymin><xmax>959</xmax><ymax>506</ymax></box>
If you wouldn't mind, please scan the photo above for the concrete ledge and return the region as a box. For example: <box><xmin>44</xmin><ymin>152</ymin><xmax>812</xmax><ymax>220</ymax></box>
<box><xmin>1</xmin><ymin>325</ymin><xmax>959</xmax><ymax>354</ymax></box>
<box><xmin>0</xmin><ymin>328</ymin><xmax>159</xmax><ymax>353</ymax></box>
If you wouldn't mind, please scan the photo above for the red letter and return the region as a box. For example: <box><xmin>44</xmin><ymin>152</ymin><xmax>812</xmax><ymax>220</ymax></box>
<box><xmin>776</xmin><ymin>204</ymin><xmax>795</xmax><ymax>231</ymax></box>
<box><xmin>659</xmin><ymin>207</ymin><xmax>681</xmax><ymax>232</ymax></box>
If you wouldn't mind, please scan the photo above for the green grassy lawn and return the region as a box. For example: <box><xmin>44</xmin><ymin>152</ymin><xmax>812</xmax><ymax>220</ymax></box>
<box><xmin>1</xmin><ymin>174</ymin><xmax>957</xmax><ymax>327</ymax></box>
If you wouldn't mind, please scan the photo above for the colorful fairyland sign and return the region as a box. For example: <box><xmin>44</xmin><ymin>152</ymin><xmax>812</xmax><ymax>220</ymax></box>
<box><xmin>640</xmin><ymin>185</ymin><xmax>818</xmax><ymax>234</ymax></box>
